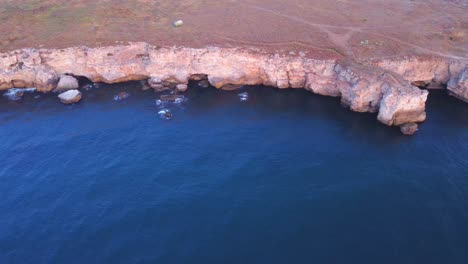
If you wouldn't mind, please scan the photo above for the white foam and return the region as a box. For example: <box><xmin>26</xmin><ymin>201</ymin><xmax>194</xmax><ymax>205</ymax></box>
<box><xmin>238</xmin><ymin>92</ymin><xmax>248</xmax><ymax>102</ymax></box>
<box><xmin>3</xmin><ymin>88</ymin><xmax>36</xmax><ymax>101</ymax></box>
<box><xmin>174</xmin><ymin>96</ymin><xmax>186</xmax><ymax>104</ymax></box>
<box><xmin>158</xmin><ymin>109</ymin><xmax>172</xmax><ymax>120</ymax></box>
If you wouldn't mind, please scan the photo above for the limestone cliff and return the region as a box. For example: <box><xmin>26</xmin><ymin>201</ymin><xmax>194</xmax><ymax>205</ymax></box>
<box><xmin>0</xmin><ymin>42</ymin><xmax>466</xmax><ymax>133</ymax></box>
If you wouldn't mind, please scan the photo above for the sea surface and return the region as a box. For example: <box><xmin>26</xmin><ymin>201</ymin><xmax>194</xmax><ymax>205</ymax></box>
<box><xmin>0</xmin><ymin>83</ymin><xmax>467</xmax><ymax>264</ymax></box>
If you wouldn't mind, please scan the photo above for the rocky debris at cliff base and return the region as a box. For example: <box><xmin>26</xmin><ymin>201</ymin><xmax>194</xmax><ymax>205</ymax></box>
<box><xmin>83</xmin><ymin>83</ymin><xmax>101</xmax><ymax>90</ymax></box>
<box><xmin>147</xmin><ymin>77</ymin><xmax>174</xmax><ymax>92</ymax></box>
<box><xmin>58</xmin><ymin>89</ymin><xmax>82</xmax><ymax>104</ymax></box>
<box><xmin>176</xmin><ymin>84</ymin><xmax>188</xmax><ymax>92</ymax></box>
<box><xmin>198</xmin><ymin>80</ymin><xmax>210</xmax><ymax>88</ymax></box>
<box><xmin>222</xmin><ymin>84</ymin><xmax>243</xmax><ymax>91</ymax></box>
<box><xmin>160</xmin><ymin>94</ymin><xmax>186</xmax><ymax>103</ymax></box>
<box><xmin>238</xmin><ymin>92</ymin><xmax>249</xmax><ymax>102</ymax></box>
<box><xmin>141</xmin><ymin>81</ymin><xmax>151</xmax><ymax>91</ymax></box>
<box><xmin>190</xmin><ymin>74</ymin><xmax>208</xmax><ymax>81</ymax></box>
<box><xmin>3</xmin><ymin>88</ymin><xmax>36</xmax><ymax>101</ymax></box>
<box><xmin>55</xmin><ymin>75</ymin><xmax>79</xmax><ymax>92</ymax></box>
<box><xmin>400</xmin><ymin>123</ymin><xmax>419</xmax><ymax>135</ymax></box>
<box><xmin>113</xmin><ymin>92</ymin><xmax>130</xmax><ymax>101</ymax></box>
<box><xmin>158</xmin><ymin>109</ymin><xmax>172</xmax><ymax>120</ymax></box>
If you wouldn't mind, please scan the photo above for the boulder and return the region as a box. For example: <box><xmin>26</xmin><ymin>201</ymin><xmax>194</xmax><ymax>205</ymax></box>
<box><xmin>58</xmin><ymin>89</ymin><xmax>82</xmax><ymax>104</ymax></box>
<box><xmin>55</xmin><ymin>75</ymin><xmax>79</xmax><ymax>91</ymax></box>
<box><xmin>400</xmin><ymin>123</ymin><xmax>419</xmax><ymax>135</ymax></box>
<box><xmin>176</xmin><ymin>84</ymin><xmax>188</xmax><ymax>92</ymax></box>
<box><xmin>148</xmin><ymin>77</ymin><xmax>171</xmax><ymax>92</ymax></box>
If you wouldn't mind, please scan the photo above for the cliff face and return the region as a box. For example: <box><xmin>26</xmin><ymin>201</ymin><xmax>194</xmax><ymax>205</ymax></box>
<box><xmin>0</xmin><ymin>42</ymin><xmax>466</xmax><ymax>132</ymax></box>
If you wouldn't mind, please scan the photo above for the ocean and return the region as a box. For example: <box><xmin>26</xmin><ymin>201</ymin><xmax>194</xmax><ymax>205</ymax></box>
<box><xmin>1</xmin><ymin>82</ymin><xmax>467</xmax><ymax>263</ymax></box>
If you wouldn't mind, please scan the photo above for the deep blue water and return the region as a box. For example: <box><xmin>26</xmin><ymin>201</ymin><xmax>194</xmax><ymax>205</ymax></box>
<box><xmin>0</xmin><ymin>83</ymin><xmax>467</xmax><ymax>264</ymax></box>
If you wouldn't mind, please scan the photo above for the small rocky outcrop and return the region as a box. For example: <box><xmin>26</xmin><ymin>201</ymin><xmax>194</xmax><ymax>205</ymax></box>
<box><xmin>55</xmin><ymin>75</ymin><xmax>79</xmax><ymax>91</ymax></box>
<box><xmin>400</xmin><ymin>123</ymin><xmax>419</xmax><ymax>135</ymax></box>
<box><xmin>58</xmin><ymin>89</ymin><xmax>82</xmax><ymax>104</ymax></box>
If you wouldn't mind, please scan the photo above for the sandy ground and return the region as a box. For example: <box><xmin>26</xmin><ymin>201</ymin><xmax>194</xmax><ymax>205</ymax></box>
<box><xmin>0</xmin><ymin>0</ymin><xmax>467</xmax><ymax>61</ymax></box>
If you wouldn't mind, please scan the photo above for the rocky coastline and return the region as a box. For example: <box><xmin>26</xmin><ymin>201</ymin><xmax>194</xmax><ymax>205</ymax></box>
<box><xmin>0</xmin><ymin>42</ymin><xmax>466</xmax><ymax>135</ymax></box>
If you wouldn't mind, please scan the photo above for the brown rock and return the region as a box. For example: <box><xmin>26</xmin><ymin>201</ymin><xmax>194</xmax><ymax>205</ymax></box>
<box><xmin>159</xmin><ymin>94</ymin><xmax>184</xmax><ymax>102</ymax></box>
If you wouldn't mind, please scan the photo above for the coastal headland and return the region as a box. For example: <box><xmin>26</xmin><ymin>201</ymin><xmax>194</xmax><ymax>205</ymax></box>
<box><xmin>0</xmin><ymin>0</ymin><xmax>467</xmax><ymax>134</ymax></box>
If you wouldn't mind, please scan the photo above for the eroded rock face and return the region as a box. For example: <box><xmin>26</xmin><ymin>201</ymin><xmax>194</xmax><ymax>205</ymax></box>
<box><xmin>58</xmin><ymin>89</ymin><xmax>82</xmax><ymax>104</ymax></box>
<box><xmin>0</xmin><ymin>42</ymin><xmax>466</xmax><ymax>134</ymax></box>
<box><xmin>447</xmin><ymin>68</ymin><xmax>468</xmax><ymax>103</ymax></box>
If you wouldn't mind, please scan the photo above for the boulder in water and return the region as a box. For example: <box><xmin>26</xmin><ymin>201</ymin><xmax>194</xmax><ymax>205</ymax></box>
<box><xmin>198</xmin><ymin>80</ymin><xmax>210</xmax><ymax>88</ymax></box>
<box><xmin>58</xmin><ymin>89</ymin><xmax>82</xmax><ymax>104</ymax></box>
<box><xmin>158</xmin><ymin>109</ymin><xmax>172</xmax><ymax>120</ymax></box>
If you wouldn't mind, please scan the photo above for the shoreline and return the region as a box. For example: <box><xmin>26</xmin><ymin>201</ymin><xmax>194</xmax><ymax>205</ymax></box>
<box><xmin>0</xmin><ymin>42</ymin><xmax>466</xmax><ymax>134</ymax></box>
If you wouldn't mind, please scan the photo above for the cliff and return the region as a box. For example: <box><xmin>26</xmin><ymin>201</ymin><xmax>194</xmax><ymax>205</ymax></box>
<box><xmin>0</xmin><ymin>0</ymin><xmax>467</xmax><ymax>134</ymax></box>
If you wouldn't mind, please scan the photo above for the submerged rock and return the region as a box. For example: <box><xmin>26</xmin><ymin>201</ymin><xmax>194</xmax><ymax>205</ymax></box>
<box><xmin>158</xmin><ymin>109</ymin><xmax>172</xmax><ymax>120</ymax></box>
<box><xmin>55</xmin><ymin>75</ymin><xmax>79</xmax><ymax>91</ymax></box>
<box><xmin>82</xmin><ymin>84</ymin><xmax>94</xmax><ymax>90</ymax></box>
<box><xmin>400</xmin><ymin>123</ymin><xmax>419</xmax><ymax>135</ymax></box>
<box><xmin>58</xmin><ymin>89</ymin><xmax>82</xmax><ymax>104</ymax></box>
<box><xmin>113</xmin><ymin>92</ymin><xmax>130</xmax><ymax>101</ymax></box>
<box><xmin>198</xmin><ymin>80</ymin><xmax>210</xmax><ymax>88</ymax></box>
<box><xmin>160</xmin><ymin>94</ymin><xmax>185</xmax><ymax>102</ymax></box>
